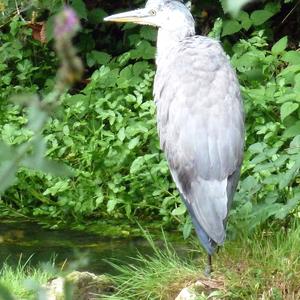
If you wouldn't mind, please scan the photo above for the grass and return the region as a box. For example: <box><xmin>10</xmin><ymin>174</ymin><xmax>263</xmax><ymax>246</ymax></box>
<box><xmin>218</xmin><ymin>223</ymin><xmax>300</xmax><ymax>299</ymax></box>
<box><xmin>105</xmin><ymin>224</ymin><xmax>300</xmax><ymax>300</ymax></box>
<box><xmin>0</xmin><ymin>224</ymin><xmax>300</xmax><ymax>300</ymax></box>
<box><xmin>105</xmin><ymin>232</ymin><xmax>200</xmax><ymax>300</ymax></box>
<box><xmin>0</xmin><ymin>255</ymin><xmax>58</xmax><ymax>299</ymax></box>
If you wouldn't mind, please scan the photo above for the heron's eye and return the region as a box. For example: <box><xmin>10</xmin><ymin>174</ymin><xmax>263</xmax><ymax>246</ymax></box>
<box><xmin>149</xmin><ymin>9</ymin><xmax>157</xmax><ymax>16</ymax></box>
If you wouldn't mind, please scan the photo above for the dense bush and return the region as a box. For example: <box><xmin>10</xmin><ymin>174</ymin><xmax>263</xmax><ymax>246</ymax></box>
<box><xmin>0</xmin><ymin>0</ymin><xmax>299</xmax><ymax>237</ymax></box>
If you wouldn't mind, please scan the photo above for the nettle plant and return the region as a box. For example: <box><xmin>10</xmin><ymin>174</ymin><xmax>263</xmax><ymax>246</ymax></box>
<box><xmin>0</xmin><ymin>0</ymin><xmax>299</xmax><ymax>237</ymax></box>
<box><xmin>1</xmin><ymin>21</ymin><xmax>176</xmax><ymax>225</ymax></box>
<box><xmin>26</xmin><ymin>33</ymin><xmax>180</xmax><ymax>225</ymax></box>
<box><xmin>0</xmin><ymin>8</ymin><xmax>83</xmax><ymax>214</ymax></box>
<box><xmin>229</xmin><ymin>31</ymin><xmax>300</xmax><ymax>235</ymax></box>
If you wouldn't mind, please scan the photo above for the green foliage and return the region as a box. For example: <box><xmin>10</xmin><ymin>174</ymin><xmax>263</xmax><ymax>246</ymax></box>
<box><xmin>1</xmin><ymin>225</ymin><xmax>300</xmax><ymax>299</ymax></box>
<box><xmin>0</xmin><ymin>11</ymin><xmax>181</xmax><ymax>227</ymax></box>
<box><xmin>222</xmin><ymin>2</ymin><xmax>281</xmax><ymax>36</ymax></box>
<box><xmin>0</xmin><ymin>7</ymin><xmax>83</xmax><ymax>196</ymax></box>
<box><xmin>40</xmin><ymin>60</ymin><xmax>170</xmax><ymax>220</ymax></box>
<box><xmin>0</xmin><ymin>253</ymin><xmax>91</xmax><ymax>300</ymax></box>
<box><xmin>106</xmin><ymin>231</ymin><xmax>200</xmax><ymax>300</ymax></box>
<box><xmin>0</xmin><ymin>256</ymin><xmax>57</xmax><ymax>299</ymax></box>
<box><xmin>106</xmin><ymin>225</ymin><xmax>300</xmax><ymax>299</ymax></box>
<box><xmin>0</xmin><ymin>0</ymin><xmax>300</xmax><ymax>239</ymax></box>
<box><xmin>228</xmin><ymin>28</ymin><xmax>300</xmax><ymax>234</ymax></box>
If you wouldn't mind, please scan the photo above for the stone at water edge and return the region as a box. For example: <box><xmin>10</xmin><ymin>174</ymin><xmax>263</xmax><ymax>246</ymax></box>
<box><xmin>175</xmin><ymin>280</ymin><xmax>210</xmax><ymax>300</ymax></box>
<box><xmin>175</xmin><ymin>279</ymin><xmax>224</xmax><ymax>300</ymax></box>
<box><xmin>175</xmin><ymin>286</ymin><xmax>198</xmax><ymax>300</ymax></box>
<box><xmin>44</xmin><ymin>277</ymin><xmax>64</xmax><ymax>300</ymax></box>
<box><xmin>44</xmin><ymin>271</ymin><xmax>115</xmax><ymax>299</ymax></box>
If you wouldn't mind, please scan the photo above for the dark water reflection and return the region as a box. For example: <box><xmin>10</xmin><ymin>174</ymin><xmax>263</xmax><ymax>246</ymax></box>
<box><xmin>0</xmin><ymin>220</ymin><xmax>189</xmax><ymax>274</ymax></box>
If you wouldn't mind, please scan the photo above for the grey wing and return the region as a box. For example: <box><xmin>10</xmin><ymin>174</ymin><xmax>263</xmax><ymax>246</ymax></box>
<box><xmin>154</xmin><ymin>37</ymin><xmax>244</xmax><ymax>244</ymax></box>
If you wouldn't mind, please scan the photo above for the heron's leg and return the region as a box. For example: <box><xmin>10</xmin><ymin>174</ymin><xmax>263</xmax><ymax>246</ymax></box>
<box><xmin>204</xmin><ymin>254</ymin><xmax>213</xmax><ymax>277</ymax></box>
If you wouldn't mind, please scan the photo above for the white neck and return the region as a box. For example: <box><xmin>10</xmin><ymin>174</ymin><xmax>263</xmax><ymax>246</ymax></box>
<box><xmin>156</xmin><ymin>27</ymin><xmax>195</xmax><ymax>64</ymax></box>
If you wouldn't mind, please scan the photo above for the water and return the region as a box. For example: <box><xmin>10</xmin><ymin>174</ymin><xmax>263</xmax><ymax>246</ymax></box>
<box><xmin>0</xmin><ymin>219</ymin><xmax>187</xmax><ymax>274</ymax></box>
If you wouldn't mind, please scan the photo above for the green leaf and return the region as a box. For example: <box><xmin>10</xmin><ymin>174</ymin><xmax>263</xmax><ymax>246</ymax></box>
<box><xmin>183</xmin><ymin>219</ymin><xmax>192</xmax><ymax>239</ymax></box>
<box><xmin>282</xmin><ymin>51</ymin><xmax>300</xmax><ymax>65</ymax></box>
<box><xmin>283</xmin><ymin>121</ymin><xmax>300</xmax><ymax>138</ymax></box>
<box><xmin>278</xmin><ymin>65</ymin><xmax>300</xmax><ymax>79</ymax></box>
<box><xmin>133</xmin><ymin>62</ymin><xmax>149</xmax><ymax>76</ymax></box>
<box><xmin>117</xmin><ymin>127</ymin><xmax>126</xmax><ymax>142</ymax></box>
<box><xmin>248</xmin><ymin>142</ymin><xmax>267</xmax><ymax>154</ymax></box>
<box><xmin>71</xmin><ymin>0</ymin><xmax>87</xmax><ymax>19</ymax></box>
<box><xmin>222</xmin><ymin>20</ymin><xmax>242</xmax><ymax>36</ymax></box>
<box><xmin>125</xmin><ymin>203</ymin><xmax>132</xmax><ymax>218</ymax></box>
<box><xmin>264</xmin><ymin>2</ymin><xmax>281</xmax><ymax>15</ymax></box>
<box><xmin>294</xmin><ymin>73</ymin><xmax>300</xmax><ymax>93</ymax></box>
<box><xmin>290</xmin><ymin>135</ymin><xmax>300</xmax><ymax>150</ymax></box>
<box><xmin>130</xmin><ymin>157</ymin><xmax>144</xmax><ymax>174</ymax></box>
<box><xmin>43</xmin><ymin>181</ymin><xmax>70</xmax><ymax>196</ymax></box>
<box><xmin>9</xmin><ymin>17</ymin><xmax>21</xmax><ymax>36</ymax></box>
<box><xmin>171</xmin><ymin>204</ymin><xmax>186</xmax><ymax>216</ymax></box>
<box><xmin>95</xmin><ymin>190</ymin><xmax>104</xmax><ymax>206</ymax></box>
<box><xmin>128</xmin><ymin>137</ymin><xmax>140</xmax><ymax>150</ymax></box>
<box><xmin>280</xmin><ymin>102</ymin><xmax>299</xmax><ymax>121</ymax></box>
<box><xmin>251</xmin><ymin>10</ymin><xmax>274</xmax><ymax>26</ymax></box>
<box><xmin>275</xmin><ymin>193</ymin><xmax>300</xmax><ymax>219</ymax></box>
<box><xmin>86</xmin><ymin>51</ymin><xmax>111</xmax><ymax>67</ymax></box>
<box><xmin>279</xmin><ymin>159</ymin><xmax>300</xmax><ymax>189</ymax></box>
<box><xmin>237</xmin><ymin>11</ymin><xmax>252</xmax><ymax>30</ymax></box>
<box><xmin>107</xmin><ymin>199</ymin><xmax>118</xmax><ymax>213</ymax></box>
<box><xmin>88</xmin><ymin>8</ymin><xmax>107</xmax><ymax>24</ymax></box>
<box><xmin>271</xmin><ymin>36</ymin><xmax>288</xmax><ymax>55</ymax></box>
<box><xmin>130</xmin><ymin>41</ymin><xmax>155</xmax><ymax>60</ymax></box>
<box><xmin>208</xmin><ymin>18</ymin><xmax>223</xmax><ymax>40</ymax></box>
<box><xmin>241</xmin><ymin>176</ymin><xmax>261</xmax><ymax>195</ymax></box>
<box><xmin>140</xmin><ymin>27</ymin><xmax>157</xmax><ymax>41</ymax></box>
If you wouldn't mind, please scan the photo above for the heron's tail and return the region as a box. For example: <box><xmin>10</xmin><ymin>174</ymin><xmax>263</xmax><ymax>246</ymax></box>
<box><xmin>183</xmin><ymin>197</ymin><xmax>217</xmax><ymax>255</ymax></box>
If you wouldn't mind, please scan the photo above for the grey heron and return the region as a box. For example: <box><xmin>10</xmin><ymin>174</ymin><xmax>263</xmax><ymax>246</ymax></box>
<box><xmin>104</xmin><ymin>0</ymin><xmax>244</xmax><ymax>274</ymax></box>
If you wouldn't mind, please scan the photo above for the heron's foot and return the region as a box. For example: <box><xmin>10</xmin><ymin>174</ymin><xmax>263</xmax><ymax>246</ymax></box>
<box><xmin>204</xmin><ymin>254</ymin><xmax>213</xmax><ymax>277</ymax></box>
<box><xmin>204</xmin><ymin>264</ymin><xmax>212</xmax><ymax>277</ymax></box>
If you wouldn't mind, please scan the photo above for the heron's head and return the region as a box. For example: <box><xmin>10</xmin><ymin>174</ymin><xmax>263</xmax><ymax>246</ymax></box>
<box><xmin>104</xmin><ymin>0</ymin><xmax>195</xmax><ymax>34</ymax></box>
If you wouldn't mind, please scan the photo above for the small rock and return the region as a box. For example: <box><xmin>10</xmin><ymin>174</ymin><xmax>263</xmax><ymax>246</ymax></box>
<box><xmin>175</xmin><ymin>278</ymin><xmax>225</xmax><ymax>300</ymax></box>
<box><xmin>44</xmin><ymin>277</ymin><xmax>64</xmax><ymax>300</ymax></box>
<box><xmin>175</xmin><ymin>286</ymin><xmax>198</xmax><ymax>300</ymax></box>
<box><xmin>44</xmin><ymin>271</ymin><xmax>115</xmax><ymax>300</ymax></box>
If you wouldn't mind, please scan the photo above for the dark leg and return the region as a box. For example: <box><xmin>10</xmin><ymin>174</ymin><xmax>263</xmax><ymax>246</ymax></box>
<box><xmin>204</xmin><ymin>254</ymin><xmax>213</xmax><ymax>277</ymax></box>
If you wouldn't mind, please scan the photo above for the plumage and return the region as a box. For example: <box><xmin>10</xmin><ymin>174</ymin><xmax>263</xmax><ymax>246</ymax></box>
<box><xmin>105</xmin><ymin>0</ymin><xmax>244</xmax><ymax>260</ymax></box>
<box><xmin>154</xmin><ymin>36</ymin><xmax>244</xmax><ymax>253</ymax></box>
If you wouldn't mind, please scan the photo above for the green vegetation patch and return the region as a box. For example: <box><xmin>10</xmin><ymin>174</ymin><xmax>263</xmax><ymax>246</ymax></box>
<box><xmin>0</xmin><ymin>256</ymin><xmax>57</xmax><ymax>299</ymax></box>
<box><xmin>107</xmin><ymin>225</ymin><xmax>300</xmax><ymax>299</ymax></box>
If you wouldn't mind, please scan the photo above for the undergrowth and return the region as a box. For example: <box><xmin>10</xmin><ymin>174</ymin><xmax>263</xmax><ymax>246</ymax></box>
<box><xmin>0</xmin><ymin>225</ymin><xmax>299</xmax><ymax>299</ymax></box>
<box><xmin>1</xmin><ymin>1</ymin><xmax>300</xmax><ymax>241</ymax></box>
<box><xmin>106</xmin><ymin>232</ymin><xmax>200</xmax><ymax>300</ymax></box>
<box><xmin>0</xmin><ymin>255</ymin><xmax>57</xmax><ymax>299</ymax></box>
<box><xmin>106</xmin><ymin>225</ymin><xmax>300</xmax><ymax>300</ymax></box>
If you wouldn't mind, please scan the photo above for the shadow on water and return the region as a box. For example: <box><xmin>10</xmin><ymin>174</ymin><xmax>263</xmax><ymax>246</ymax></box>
<box><xmin>0</xmin><ymin>219</ymin><xmax>189</xmax><ymax>274</ymax></box>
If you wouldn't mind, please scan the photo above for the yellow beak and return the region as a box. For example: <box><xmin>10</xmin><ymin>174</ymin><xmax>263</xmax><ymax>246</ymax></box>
<box><xmin>104</xmin><ymin>9</ymin><xmax>154</xmax><ymax>25</ymax></box>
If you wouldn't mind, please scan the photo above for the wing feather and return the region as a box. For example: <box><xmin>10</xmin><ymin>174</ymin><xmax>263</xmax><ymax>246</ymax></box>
<box><xmin>154</xmin><ymin>36</ymin><xmax>244</xmax><ymax>245</ymax></box>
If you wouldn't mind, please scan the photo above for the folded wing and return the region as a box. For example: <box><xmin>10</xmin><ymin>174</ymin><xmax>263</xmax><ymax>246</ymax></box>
<box><xmin>154</xmin><ymin>36</ymin><xmax>244</xmax><ymax>249</ymax></box>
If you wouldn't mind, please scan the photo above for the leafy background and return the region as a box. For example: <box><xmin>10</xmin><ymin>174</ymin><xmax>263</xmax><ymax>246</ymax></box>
<box><xmin>0</xmin><ymin>0</ymin><xmax>300</xmax><ymax>239</ymax></box>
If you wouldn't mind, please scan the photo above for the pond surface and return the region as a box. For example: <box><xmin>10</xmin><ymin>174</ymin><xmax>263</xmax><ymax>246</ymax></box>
<box><xmin>0</xmin><ymin>219</ymin><xmax>189</xmax><ymax>274</ymax></box>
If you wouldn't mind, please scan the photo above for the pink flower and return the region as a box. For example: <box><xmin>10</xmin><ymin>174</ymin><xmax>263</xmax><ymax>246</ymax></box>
<box><xmin>54</xmin><ymin>7</ymin><xmax>80</xmax><ymax>39</ymax></box>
